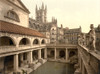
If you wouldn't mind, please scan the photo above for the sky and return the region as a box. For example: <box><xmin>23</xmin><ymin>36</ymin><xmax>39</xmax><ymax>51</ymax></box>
<box><xmin>21</xmin><ymin>0</ymin><xmax>100</xmax><ymax>33</ymax></box>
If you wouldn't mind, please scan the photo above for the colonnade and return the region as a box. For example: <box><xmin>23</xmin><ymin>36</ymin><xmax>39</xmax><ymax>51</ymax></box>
<box><xmin>13</xmin><ymin>48</ymin><xmax>47</xmax><ymax>72</ymax></box>
<box><xmin>53</xmin><ymin>48</ymin><xmax>69</xmax><ymax>60</ymax></box>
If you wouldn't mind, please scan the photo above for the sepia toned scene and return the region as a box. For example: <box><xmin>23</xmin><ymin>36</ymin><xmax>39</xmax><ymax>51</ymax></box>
<box><xmin>0</xmin><ymin>0</ymin><xmax>100</xmax><ymax>74</ymax></box>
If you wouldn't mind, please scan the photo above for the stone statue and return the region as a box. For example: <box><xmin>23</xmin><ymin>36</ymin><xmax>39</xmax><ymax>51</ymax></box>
<box><xmin>88</xmin><ymin>24</ymin><xmax>96</xmax><ymax>52</ymax></box>
<box><xmin>78</xmin><ymin>35</ymin><xmax>81</xmax><ymax>44</ymax></box>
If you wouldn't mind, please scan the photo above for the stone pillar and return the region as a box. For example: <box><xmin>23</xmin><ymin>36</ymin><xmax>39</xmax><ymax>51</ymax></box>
<box><xmin>38</xmin><ymin>49</ymin><xmax>41</xmax><ymax>59</ymax></box>
<box><xmin>14</xmin><ymin>54</ymin><xmax>18</xmax><ymax>71</ymax></box>
<box><xmin>20</xmin><ymin>54</ymin><xmax>23</xmax><ymax>61</ymax></box>
<box><xmin>54</xmin><ymin>48</ymin><xmax>56</xmax><ymax>59</ymax></box>
<box><xmin>44</xmin><ymin>48</ymin><xmax>47</xmax><ymax>59</ymax></box>
<box><xmin>65</xmin><ymin>48</ymin><xmax>69</xmax><ymax>61</ymax></box>
<box><xmin>27</xmin><ymin>51</ymin><xmax>33</xmax><ymax>64</ymax></box>
<box><xmin>20</xmin><ymin>53</ymin><xmax>23</xmax><ymax>66</ymax></box>
<box><xmin>82</xmin><ymin>64</ymin><xmax>86</xmax><ymax>74</ymax></box>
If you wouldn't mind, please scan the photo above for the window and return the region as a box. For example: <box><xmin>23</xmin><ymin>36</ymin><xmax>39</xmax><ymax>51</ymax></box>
<box><xmin>5</xmin><ymin>10</ymin><xmax>20</xmax><ymax>22</ymax></box>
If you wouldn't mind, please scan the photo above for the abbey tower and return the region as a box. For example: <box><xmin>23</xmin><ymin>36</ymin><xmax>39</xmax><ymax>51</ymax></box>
<box><xmin>35</xmin><ymin>3</ymin><xmax>47</xmax><ymax>23</ymax></box>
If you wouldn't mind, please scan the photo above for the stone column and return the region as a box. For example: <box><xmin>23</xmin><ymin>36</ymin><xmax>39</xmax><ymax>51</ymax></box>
<box><xmin>82</xmin><ymin>64</ymin><xmax>86</xmax><ymax>74</ymax></box>
<box><xmin>38</xmin><ymin>49</ymin><xmax>41</xmax><ymax>59</ymax></box>
<box><xmin>27</xmin><ymin>51</ymin><xmax>33</xmax><ymax>64</ymax></box>
<box><xmin>14</xmin><ymin>54</ymin><xmax>18</xmax><ymax>71</ymax></box>
<box><xmin>65</xmin><ymin>48</ymin><xmax>69</xmax><ymax>61</ymax></box>
<box><xmin>20</xmin><ymin>53</ymin><xmax>23</xmax><ymax>66</ymax></box>
<box><xmin>44</xmin><ymin>48</ymin><xmax>47</xmax><ymax>59</ymax></box>
<box><xmin>54</xmin><ymin>48</ymin><xmax>56</xmax><ymax>59</ymax></box>
<box><xmin>20</xmin><ymin>54</ymin><xmax>23</xmax><ymax>61</ymax></box>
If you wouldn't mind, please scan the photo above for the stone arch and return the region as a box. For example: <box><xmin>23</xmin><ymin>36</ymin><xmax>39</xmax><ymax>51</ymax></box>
<box><xmin>59</xmin><ymin>50</ymin><xmax>65</xmax><ymax>58</ymax></box>
<box><xmin>19</xmin><ymin>38</ymin><xmax>30</xmax><ymax>45</ymax></box>
<box><xmin>69</xmin><ymin>51</ymin><xmax>76</xmax><ymax>58</ymax></box>
<box><xmin>0</xmin><ymin>36</ymin><xmax>16</xmax><ymax>46</ymax></box>
<box><xmin>6</xmin><ymin>10</ymin><xmax>20</xmax><ymax>22</ymax></box>
<box><xmin>50</xmin><ymin>50</ymin><xmax>54</xmax><ymax>57</ymax></box>
<box><xmin>4</xmin><ymin>55</ymin><xmax>14</xmax><ymax>73</ymax></box>
<box><xmin>33</xmin><ymin>50</ymin><xmax>38</xmax><ymax>60</ymax></box>
<box><xmin>33</xmin><ymin>39</ymin><xmax>40</xmax><ymax>45</ymax></box>
<box><xmin>41</xmin><ymin>49</ymin><xmax>45</xmax><ymax>59</ymax></box>
<box><xmin>41</xmin><ymin>39</ymin><xmax>46</xmax><ymax>44</ymax></box>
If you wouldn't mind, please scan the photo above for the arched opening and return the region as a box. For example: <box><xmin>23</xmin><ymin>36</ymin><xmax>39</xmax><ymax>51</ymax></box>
<box><xmin>19</xmin><ymin>38</ymin><xmax>30</xmax><ymax>45</ymax></box>
<box><xmin>33</xmin><ymin>39</ymin><xmax>39</xmax><ymax>45</ymax></box>
<box><xmin>6</xmin><ymin>10</ymin><xmax>20</xmax><ymax>22</ymax></box>
<box><xmin>41</xmin><ymin>49</ymin><xmax>44</xmax><ymax>59</ymax></box>
<box><xmin>4</xmin><ymin>55</ymin><xmax>14</xmax><ymax>73</ymax></box>
<box><xmin>59</xmin><ymin>50</ymin><xmax>65</xmax><ymax>59</ymax></box>
<box><xmin>69</xmin><ymin>51</ymin><xmax>76</xmax><ymax>58</ymax></box>
<box><xmin>50</xmin><ymin>50</ymin><xmax>54</xmax><ymax>58</ymax></box>
<box><xmin>33</xmin><ymin>50</ymin><xmax>38</xmax><ymax>60</ymax></box>
<box><xmin>0</xmin><ymin>36</ymin><xmax>15</xmax><ymax>46</ymax></box>
<box><xmin>41</xmin><ymin>39</ymin><xmax>45</xmax><ymax>44</ymax></box>
<box><xmin>69</xmin><ymin>51</ymin><xmax>78</xmax><ymax>64</ymax></box>
<box><xmin>23</xmin><ymin>53</ymin><xmax>27</xmax><ymax>61</ymax></box>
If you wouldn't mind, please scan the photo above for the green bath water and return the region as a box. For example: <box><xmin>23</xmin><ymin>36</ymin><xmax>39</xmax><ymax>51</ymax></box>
<box><xmin>30</xmin><ymin>62</ymin><xmax>75</xmax><ymax>74</ymax></box>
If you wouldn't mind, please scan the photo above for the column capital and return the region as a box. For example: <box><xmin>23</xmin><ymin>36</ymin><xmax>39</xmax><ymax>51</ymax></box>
<box><xmin>66</xmin><ymin>48</ymin><xmax>68</xmax><ymax>50</ymax></box>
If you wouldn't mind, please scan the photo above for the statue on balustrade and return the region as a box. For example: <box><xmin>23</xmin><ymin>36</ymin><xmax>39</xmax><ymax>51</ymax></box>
<box><xmin>78</xmin><ymin>33</ymin><xmax>85</xmax><ymax>45</ymax></box>
<box><xmin>78</xmin><ymin>35</ymin><xmax>81</xmax><ymax>44</ymax></box>
<box><xmin>88</xmin><ymin>24</ymin><xmax>96</xmax><ymax>52</ymax></box>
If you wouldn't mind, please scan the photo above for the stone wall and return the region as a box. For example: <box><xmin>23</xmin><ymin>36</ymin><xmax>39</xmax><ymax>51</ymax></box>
<box><xmin>0</xmin><ymin>0</ymin><xmax>29</xmax><ymax>28</ymax></box>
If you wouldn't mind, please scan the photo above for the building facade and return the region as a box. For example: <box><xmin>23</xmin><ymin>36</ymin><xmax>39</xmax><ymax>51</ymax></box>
<box><xmin>0</xmin><ymin>0</ymin><xmax>48</xmax><ymax>73</ymax></box>
<box><xmin>64</xmin><ymin>27</ymin><xmax>82</xmax><ymax>44</ymax></box>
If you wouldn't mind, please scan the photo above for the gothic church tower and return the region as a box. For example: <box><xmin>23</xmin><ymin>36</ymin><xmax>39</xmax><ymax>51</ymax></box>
<box><xmin>36</xmin><ymin>3</ymin><xmax>47</xmax><ymax>23</ymax></box>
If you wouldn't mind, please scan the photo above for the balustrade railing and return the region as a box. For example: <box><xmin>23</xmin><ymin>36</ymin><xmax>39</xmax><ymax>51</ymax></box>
<box><xmin>0</xmin><ymin>44</ymin><xmax>46</xmax><ymax>54</ymax></box>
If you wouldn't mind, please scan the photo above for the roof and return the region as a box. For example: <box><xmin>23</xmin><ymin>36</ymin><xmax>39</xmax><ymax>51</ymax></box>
<box><xmin>7</xmin><ymin>0</ymin><xmax>30</xmax><ymax>13</ymax></box>
<box><xmin>29</xmin><ymin>18</ymin><xmax>52</xmax><ymax>32</ymax></box>
<box><xmin>0</xmin><ymin>21</ymin><xmax>46</xmax><ymax>38</ymax></box>
<box><xmin>64</xmin><ymin>28</ymin><xmax>81</xmax><ymax>33</ymax></box>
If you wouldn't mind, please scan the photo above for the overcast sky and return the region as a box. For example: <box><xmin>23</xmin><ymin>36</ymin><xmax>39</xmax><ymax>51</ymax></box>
<box><xmin>21</xmin><ymin>0</ymin><xmax>100</xmax><ymax>32</ymax></box>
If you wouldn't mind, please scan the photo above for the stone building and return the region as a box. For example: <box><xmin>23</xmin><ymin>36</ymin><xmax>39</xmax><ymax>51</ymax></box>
<box><xmin>0</xmin><ymin>0</ymin><xmax>30</xmax><ymax>28</ymax></box>
<box><xmin>29</xmin><ymin>3</ymin><xmax>57</xmax><ymax>44</ymax></box>
<box><xmin>64</xmin><ymin>27</ymin><xmax>82</xmax><ymax>44</ymax></box>
<box><xmin>0</xmin><ymin>0</ymin><xmax>89</xmax><ymax>74</ymax></box>
<box><xmin>57</xmin><ymin>24</ymin><xmax>64</xmax><ymax>43</ymax></box>
<box><xmin>0</xmin><ymin>0</ymin><xmax>48</xmax><ymax>73</ymax></box>
<box><xmin>35</xmin><ymin>3</ymin><xmax>47</xmax><ymax>23</ymax></box>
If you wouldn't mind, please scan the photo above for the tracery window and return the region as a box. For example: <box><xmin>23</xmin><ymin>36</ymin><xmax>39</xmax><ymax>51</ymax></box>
<box><xmin>5</xmin><ymin>10</ymin><xmax>20</xmax><ymax>22</ymax></box>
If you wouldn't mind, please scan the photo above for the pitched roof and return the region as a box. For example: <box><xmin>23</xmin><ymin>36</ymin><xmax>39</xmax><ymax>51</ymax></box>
<box><xmin>0</xmin><ymin>21</ymin><xmax>46</xmax><ymax>38</ymax></box>
<box><xmin>7</xmin><ymin>0</ymin><xmax>30</xmax><ymax>13</ymax></box>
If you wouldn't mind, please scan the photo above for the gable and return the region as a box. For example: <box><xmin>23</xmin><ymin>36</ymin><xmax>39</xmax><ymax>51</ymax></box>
<box><xmin>8</xmin><ymin>0</ymin><xmax>30</xmax><ymax>13</ymax></box>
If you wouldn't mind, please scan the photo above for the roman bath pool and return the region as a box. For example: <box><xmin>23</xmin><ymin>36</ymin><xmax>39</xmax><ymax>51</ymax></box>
<box><xmin>30</xmin><ymin>62</ymin><xmax>75</xmax><ymax>74</ymax></box>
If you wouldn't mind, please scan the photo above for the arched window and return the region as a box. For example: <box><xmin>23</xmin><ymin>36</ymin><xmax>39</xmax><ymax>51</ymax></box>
<box><xmin>0</xmin><ymin>36</ymin><xmax>15</xmax><ymax>46</ymax></box>
<box><xmin>19</xmin><ymin>38</ymin><xmax>30</xmax><ymax>45</ymax></box>
<box><xmin>5</xmin><ymin>10</ymin><xmax>20</xmax><ymax>22</ymax></box>
<box><xmin>59</xmin><ymin>50</ymin><xmax>65</xmax><ymax>58</ymax></box>
<box><xmin>41</xmin><ymin>39</ymin><xmax>45</xmax><ymax>44</ymax></box>
<box><xmin>33</xmin><ymin>39</ymin><xmax>39</xmax><ymax>45</ymax></box>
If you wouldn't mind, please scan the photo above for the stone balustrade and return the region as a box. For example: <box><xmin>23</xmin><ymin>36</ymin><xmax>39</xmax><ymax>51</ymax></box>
<box><xmin>77</xmin><ymin>45</ymin><xmax>100</xmax><ymax>74</ymax></box>
<box><xmin>0</xmin><ymin>44</ymin><xmax>46</xmax><ymax>55</ymax></box>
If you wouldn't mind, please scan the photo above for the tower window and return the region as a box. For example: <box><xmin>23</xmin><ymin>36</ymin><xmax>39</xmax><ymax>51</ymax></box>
<box><xmin>5</xmin><ymin>10</ymin><xmax>20</xmax><ymax>22</ymax></box>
